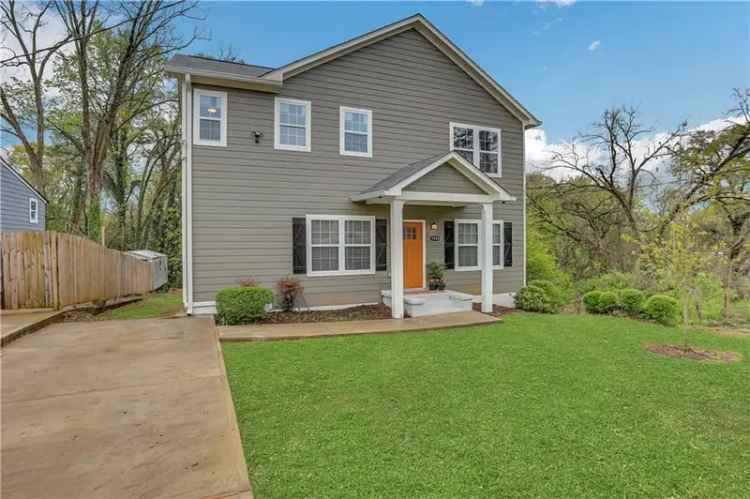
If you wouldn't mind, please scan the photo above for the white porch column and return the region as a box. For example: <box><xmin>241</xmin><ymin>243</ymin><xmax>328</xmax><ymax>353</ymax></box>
<box><xmin>390</xmin><ymin>199</ymin><xmax>405</xmax><ymax>319</ymax></box>
<box><xmin>481</xmin><ymin>202</ymin><xmax>494</xmax><ymax>313</ymax></box>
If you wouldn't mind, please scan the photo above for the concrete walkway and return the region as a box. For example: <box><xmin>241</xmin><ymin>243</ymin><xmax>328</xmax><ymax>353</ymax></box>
<box><xmin>1</xmin><ymin>317</ymin><xmax>251</xmax><ymax>499</ymax></box>
<box><xmin>1</xmin><ymin>309</ymin><xmax>64</xmax><ymax>347</ymax></box>
<box><xmin>219</xmin><ymin>310</ymin><xmax>499</xmax><ymax>342</ymax></box>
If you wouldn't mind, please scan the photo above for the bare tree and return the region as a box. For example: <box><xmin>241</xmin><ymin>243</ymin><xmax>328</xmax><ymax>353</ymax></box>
<box><xmin>1</xmin><ymin>0</ymin><xmax>71</xmax><ymax>194</ymax></box>
<box><xmin>544</xmin><ymin>107</ymin><xmax>686</xmax><ymax>237</ymax></box>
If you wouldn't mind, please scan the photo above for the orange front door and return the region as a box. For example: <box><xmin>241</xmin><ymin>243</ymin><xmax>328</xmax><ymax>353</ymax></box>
<box><xmin>403</xmin><ymin>222</ymin><xmax>424</xmax><ymax>289</ymax></box>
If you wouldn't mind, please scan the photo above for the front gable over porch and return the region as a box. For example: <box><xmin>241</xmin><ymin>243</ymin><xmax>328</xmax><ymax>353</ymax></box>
<box><xmin>351</xmin><ymin>151</ymin><xmax>515</xmax><ymax>207</ymax></box>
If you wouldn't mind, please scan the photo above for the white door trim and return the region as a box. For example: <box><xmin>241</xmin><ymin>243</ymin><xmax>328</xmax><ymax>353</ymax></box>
<box><xmin>403</xmin><ymin>219</ymin><xmax>427</xmax><ymax>290</ymax></box>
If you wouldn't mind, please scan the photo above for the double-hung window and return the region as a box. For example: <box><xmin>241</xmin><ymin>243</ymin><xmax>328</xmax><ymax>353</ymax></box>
<box><xmin>449</xmin><ymin>122</ymin><xmax>502</xmax><ymax>176</ymax></box>
<box><xmin>455</xmin><ymin>219</ymin><xmax>480</xmax><ymax>271</ymax></box>
<box><xmin>275</xmin><ymin>97</ymin><xmax>311</xmax><ymax>152</ymax></box>
<box><xmin>29</xmin><ymin>198</ymin><xmax>39</xmax><ymax>223</ymax></box>
<box><xmin>492</xmin><ymin>221</ymin><xmax>503</xmax><ymax>269</ymax></box>
<box><xmin>306</xmin><ymin>215</ymin><xmax>375</xmax><ymax>276</ymax></box>
<box><xmin>194</xmin><ymin>89</ymin><xmax>227</xmax><ymax>146</ymax></box>
<box><xmin>340</xmin><ymin>106</ymin><xmax>372</xmax><ymax>157</ymax></box>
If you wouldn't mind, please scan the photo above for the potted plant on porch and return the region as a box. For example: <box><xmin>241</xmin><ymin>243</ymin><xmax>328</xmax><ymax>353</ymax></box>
<box><xmin>427</xmin><ymin>262</ymin><xmax>447</xmax><ymax>291</ymax></box>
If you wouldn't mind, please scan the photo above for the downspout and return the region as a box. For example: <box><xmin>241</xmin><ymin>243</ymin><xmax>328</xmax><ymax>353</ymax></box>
<box><xmin>522</xmin><ymin>121</ymin><xmax>527</xmax><ymax>287</ymax></box>
<box><xmin>181</xmin><ymin>76</ymin><xmax>188</xmax><ymax>307</ymax></box>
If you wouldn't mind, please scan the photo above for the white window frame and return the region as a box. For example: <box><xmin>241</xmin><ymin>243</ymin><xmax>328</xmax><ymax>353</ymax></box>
<box><xmin>339</xmin><ymin>106</ymin><xmax>373</xmax><ymax>158</ymax></box>
<box><xmin>275</xmin><ymin>97</ymin><xmax>311</xmax><ymax>152</ymax></box>
<box><xmin>306</xmin><ymin>215</ymin><xmax>375</xmax><ymax>276</ymax></box>
<box><xmin>455</xmin><ymin>219</ymin><xmax>481</xmax><ymax>271</ymax></box>
<box><xmin>193</xmin><ymin>89</ymin><xmax>227</xmax><ymax>147</ymax></box>
<box><xmin>449</xmin><ymin>122</ymin><xmax>502</xmax><ymax>177</ymax></box>
<box><xmin>492</xmin><ymin>220</ymin><xmax>504</xmax><ymax>270</ymax></box>
<box><xmin>29</xmin><ymin>197</ymin><xmax>39</xmax><ymax>223</ymax></box>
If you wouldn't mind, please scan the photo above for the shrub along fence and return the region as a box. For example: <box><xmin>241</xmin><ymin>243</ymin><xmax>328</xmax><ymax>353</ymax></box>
<box><xmin>0</xmin><ymin>231</ymin><xmax>153</xmax><ymax>310</ymax></box>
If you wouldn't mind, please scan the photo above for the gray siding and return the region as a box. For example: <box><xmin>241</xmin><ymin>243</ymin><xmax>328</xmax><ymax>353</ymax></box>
<box><xmin>191</xmin><ymin>28</ymin><xmax>526</xmax><ymax>306</ymax></box>
<box><xmin>0</xmin><ymin>165</ymin><xmax>46</xmax><ymax>232</ymax></box>
<box><xmin>404</xmin><ymin>164</ymin><xmax>484</xmax><ymax>194</ymax></box>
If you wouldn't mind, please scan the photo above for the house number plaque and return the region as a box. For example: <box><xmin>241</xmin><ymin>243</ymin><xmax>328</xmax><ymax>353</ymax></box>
<box><xmin>430</xmin><ymin>235</ymin><xmax>441</xmax><ymax>242</ymax></box>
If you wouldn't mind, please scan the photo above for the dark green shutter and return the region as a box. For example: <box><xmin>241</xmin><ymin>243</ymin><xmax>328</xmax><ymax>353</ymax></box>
<box><xmin>503</xmin><ymin>222</ymin><xmax>513</xmax><ymax>267</ymax></box>
<box><xmin>444</xmin><ymin>221</ymin><xmax>455</xmax><ymax>269</ymax></box>
<box><xmin>376</xmin><ymin>219</ymin><xmax>388</xmax><ymax>271</ymax></box>
<box><xmin>292</xmin><ymin>218</ymin><xmax>306</xmax><ymax>274</ymax></box>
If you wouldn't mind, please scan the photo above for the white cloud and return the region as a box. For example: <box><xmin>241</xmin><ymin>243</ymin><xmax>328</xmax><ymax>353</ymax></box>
<box><xmin>536</xmin><ymin>0</ymin><xmax>577</xmax><ymax>8</ymax></box>
<box><xmin>533</xmin><ymin>17</ymin><xmax>564</xmax><ymax>36</ymax></box>
<box><xmin>466</xmin><ymin>0</ymin><xmax>486</xmax><ymax>7</ymax></box>
<box><xmin>588</xmin><ymin>40</ymin><xmax>601</xmax><ymax>51</ymax></box>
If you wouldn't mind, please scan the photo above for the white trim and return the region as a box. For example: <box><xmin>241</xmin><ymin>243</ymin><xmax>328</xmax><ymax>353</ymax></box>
<box><xmin>185</xmin><ymin>75</ymin><xmax>195</xmax><ymax>313</ymax></box>
<box><xmin>449</xmin><ymin>122</ymin><xmax>502</xmax><ymax>177</ymax></box>
<box><xmin>403</xmin><ymin>219</ymin><xmax>427</xmax><ymax>289</ymax></box>
<box><xmin>305</xmin><ymin>214</ymin><xmax>376</xmax><ymax>276</ymax></box>
<box><xmin>275</xmin><ymin>97</ymin><xmax>312</xmax><ymax>152</ymax></box>
<box><xmin>492</xmin><ymin>220</ymin><xmax>504</xmax><ymax>270</ymax></box>
<box><xmin>192</xmin><ymin>301</ymin><xmax>217</xmax><ymax>315</ymax></box>
<box><xmin>339</xmin><ymin>106</ymin><xmax>373</xmax><ymax>158</ymax></box>
<box><xmin>522</xmin><ymin>122</ymin><xmax>527</xmax><ymax>286</ymax></box>
<box><xmin>193</xmin><ymin>88</ymin><xmax>227</xmax><ymax>147</ymax></box>
<box><xmin>454</xmin><ymin>219</ymin><xmax>481</xmax><ymax>272</ymax></box>
<box><xmin>260</xmin><ymin>15</ymin><xmax>541</xmax><ymax>127</ymax></box>
<box><xmin>28</xmin><ymin>197</ymin><xmax>39</xmax><ymax>223</ymax></box>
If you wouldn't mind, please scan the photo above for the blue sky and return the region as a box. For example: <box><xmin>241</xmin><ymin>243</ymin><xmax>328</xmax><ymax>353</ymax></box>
<box><xmin>179</xmin><ymin>1</ymin><xmax>749</xmax><ymax>143</ymax></box>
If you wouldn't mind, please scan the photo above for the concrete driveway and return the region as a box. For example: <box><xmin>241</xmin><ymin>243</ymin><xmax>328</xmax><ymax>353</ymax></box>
<box><xmin>1</xmin><ymin>317</ymin><xmax>251</xmax><ymax>499</ymax></box>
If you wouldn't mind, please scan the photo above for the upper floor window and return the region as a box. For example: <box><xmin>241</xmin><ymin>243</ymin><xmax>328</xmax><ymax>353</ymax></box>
<box><xmin>194</xmin><ymin>89</ymin><xmax>227</xmax><ymax>147</ymax></box>
<box><xmin>449</xmin><ymin>122</ymin><xmax>502</xmax><ymax>177</ymax></box>
<box><xmin>340</xmin><ymin>106</ymin><xmax>372</xmax><ymax>158</ymax></box>
<box><xmin>275</xmin><ymin>97</ymin><xmax>311</xmax><ymax>152</ymax></box>
<box><xmin>29</xmin><ymin>197</ymin><xmax>39</xmax><ymax>223</ymax></box>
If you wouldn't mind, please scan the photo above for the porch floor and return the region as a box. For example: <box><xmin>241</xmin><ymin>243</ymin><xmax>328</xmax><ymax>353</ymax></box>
<box><xmin>218</xmin><ymin>311</ymin><xmax>498</xmax><ymax>342</ymax></box>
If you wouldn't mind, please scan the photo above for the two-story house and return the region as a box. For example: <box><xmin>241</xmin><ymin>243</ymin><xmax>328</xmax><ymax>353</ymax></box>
<box><xmin>167</xmin><ymin>14</ymin><xmax>541</xmax><ymax>318</ymax></box>
<box><xmin>1</xmin><ymin>163</ymin><xmax>47</xmax><ymax>232</ymax></box>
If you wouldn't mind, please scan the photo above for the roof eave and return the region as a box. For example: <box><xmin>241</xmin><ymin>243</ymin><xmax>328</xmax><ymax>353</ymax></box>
<box><xmin>166</xmin><ymin>65</ymin><xmax>283</xmax><ymax>92</ymax></box>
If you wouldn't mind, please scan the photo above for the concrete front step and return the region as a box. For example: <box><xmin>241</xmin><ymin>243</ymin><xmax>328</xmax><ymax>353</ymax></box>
<box><xmin>381</xmin><ymin>289</ymin><xmax>474</xmax><ymax>317</ymax></box>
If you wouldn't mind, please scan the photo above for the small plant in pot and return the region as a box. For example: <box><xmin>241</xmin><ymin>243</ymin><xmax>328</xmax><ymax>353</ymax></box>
<box><xmin>427</xmin><ymin>262</ymin><xmax>447</xmax><ymax>291</ymax></box>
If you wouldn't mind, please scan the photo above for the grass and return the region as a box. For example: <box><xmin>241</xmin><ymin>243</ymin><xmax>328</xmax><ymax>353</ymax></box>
<box><xmin>97</xmin><ymin>290</ymin><xmax>183</xmax><ymax>320</ymax></box>
<box><xmin>223</xmin><ymin>314</ymin><xmax>749</xmax><ymax>499</ymax></box>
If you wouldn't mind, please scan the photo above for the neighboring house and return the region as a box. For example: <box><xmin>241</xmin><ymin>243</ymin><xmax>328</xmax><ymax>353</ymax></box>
<box><xmin>167</xmin><ymin>14</ymin><xmax>541</xmax><ymax>317</ymax></box>
<box><xmin>0</xmin><ymin>163</ymin><xmax>47</xmax><ymax>232</ymax></box>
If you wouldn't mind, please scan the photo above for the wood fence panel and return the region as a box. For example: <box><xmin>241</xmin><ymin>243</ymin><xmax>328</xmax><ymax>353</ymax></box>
<box><xmin>0</xmin><ymin>231</ymin><xmax>153</xmax><ymax>310</ymax></box>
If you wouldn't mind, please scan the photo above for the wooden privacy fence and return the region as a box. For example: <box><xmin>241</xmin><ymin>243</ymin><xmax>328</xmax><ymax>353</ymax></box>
<box><xmin>1</xmin><ymin>231</ymin><xmax>153</xmax><ymax>310</ymax></box>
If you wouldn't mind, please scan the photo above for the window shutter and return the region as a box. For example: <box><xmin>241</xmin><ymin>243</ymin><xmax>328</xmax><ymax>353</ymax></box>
<box><xmin>292</xmin><ymin>218</ymin><xmax>306</xmax><ymax>274</ymax></box>
<box><xmin>444</xmin><ymin>221</ymin><xmax>455</xmax><ymax>269</ymax></box>
<box><xmin>503</xmin><ymin>222</ymin><xmax>513</xmax><ymax>267</ymax></box>
<box><xmin>376</xmin><ymin>218</ymin><xmax>388</xmax><ymax>271</ymax></box>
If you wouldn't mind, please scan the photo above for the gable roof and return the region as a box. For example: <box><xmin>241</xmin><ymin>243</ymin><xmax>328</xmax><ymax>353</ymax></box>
<box><xmin>352</xmin><ymin>151</ymin><xmax>516</xmax><ymax>202</ymax></box>
<box><xmin>167</xmin><ymin>14</ymin><xmax>540</xmax><ymax>128</ymax></box>
<box><xmin>1</xmin><ymin>163</ymin><xmax>48</xmax><ymax>204</ymax></box>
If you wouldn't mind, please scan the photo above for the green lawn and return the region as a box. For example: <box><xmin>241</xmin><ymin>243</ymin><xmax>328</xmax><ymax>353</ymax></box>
<box><xmin>223</xmin><ymin>314</ymin><xmax>749</xmax><ymax>499</ymax></box>
<box><xmin>97</xmin><ymin>291</ymin><xmax>183</xmax><ymax>320</ymax></box>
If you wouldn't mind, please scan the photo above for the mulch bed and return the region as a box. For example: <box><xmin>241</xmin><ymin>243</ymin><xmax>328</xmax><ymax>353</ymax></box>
<box><xmin>645</xmin><ymin>344</ymin><xmax>742</xmax><ymax>363</ymax></box>
<box><xmin>252</xmin><ymin>304</ymin><xmax>393</xmax><ymax>324</ymax></box>
<box><xmin>473</xmin><ymin>303</ymin><xmax>518</xmax><ymax>318</ymax></box>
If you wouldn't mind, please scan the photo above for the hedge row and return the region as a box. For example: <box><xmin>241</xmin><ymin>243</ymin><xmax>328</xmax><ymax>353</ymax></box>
<box><xmin>583</xmin><ymin>288</ymin><xmax>678</xmax><ymax>325</ymax></box>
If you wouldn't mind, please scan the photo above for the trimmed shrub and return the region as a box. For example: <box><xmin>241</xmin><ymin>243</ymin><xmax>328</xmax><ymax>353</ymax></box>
<box><xmin>515</xmin><ymin>285</ymin><xmax>548</xmax><ymax>313</ymax></box>
<box><xmin>619</xmin><ymin>288</ymin><xmax>645</xmax><ymax>316</ymax></box>
<box><xmin>216</xmin><ymin>287</ymin><xmax>273</xmax><ymax>325</ymax></box>
<box><xmin>529</xmin><ymin>279</ymin><xmax>564</xmax><ymax>312</ymax></box>
<box><xmin>598</xmin><ymin>291</ymin><xmax>619</xmax><ymax>314</ymax></box>
<box><xmin>583</xmin><ymin>290</ymin><xmax>603</xmax><ymax>314</ymax></box>
<box><xmin>642</xmin><ymin>294</ymin><xmax>679</xmax><ymax>325</ymax></box>
<box><xmin>578</xmin><ymin>272</ymin><xmax>636</xmax><ymax>295</ymax></box>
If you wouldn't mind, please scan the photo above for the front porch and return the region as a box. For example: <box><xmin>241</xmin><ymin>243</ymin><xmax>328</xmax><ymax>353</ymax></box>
<box><xmin>351</xmin><ymin>151</ymin><xmax>516</xmax><ymax>319</ymax></box>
